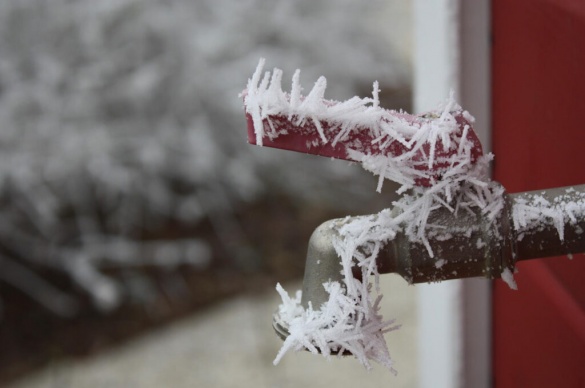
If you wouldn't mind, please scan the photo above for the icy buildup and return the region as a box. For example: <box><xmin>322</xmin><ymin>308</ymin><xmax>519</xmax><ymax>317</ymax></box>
<box><xmin>274</xmin><ymin>281</ymin><xmax>400</xmax><ymax>372</ymax></box>
<box><xmin>500</xmin><ymin>267</ymin><xmax>518</xmax><ymax>290</ymax></box>
<box><xmin>245</xmin><ymin>60</ymin><xmax>507</xmax><ymax>371</ymax></box>
<box><xmin>512</xmin><ymin>188</ymin><xmax>585</xmax><ymax>242</ymax></box>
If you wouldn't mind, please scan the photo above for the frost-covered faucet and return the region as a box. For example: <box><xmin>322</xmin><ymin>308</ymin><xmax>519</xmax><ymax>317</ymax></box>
<box><xmin>271</xmin><ymin>184</ymin><xmax>585</xmax><ymax>348</ymax></box>
<box><xmin>296</xmin><ymin>185</ymin><xmax>585</xmax><ymax>310</ymax></box>
<box><xmin>241</xmin><ymin>59</ymin><xmax>585</xmax><ymax>371</ymax></box>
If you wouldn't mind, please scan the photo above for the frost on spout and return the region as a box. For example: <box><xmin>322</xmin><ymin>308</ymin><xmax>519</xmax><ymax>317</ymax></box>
<box><xmin>273</xmin><ymin>282</ymin><xmax>400</xmax><ymax>373</ymax></box>
<box><xmin>247</xmin><ymin>59</ymin><xmax>508</xmax><ymax>372</ymax></box>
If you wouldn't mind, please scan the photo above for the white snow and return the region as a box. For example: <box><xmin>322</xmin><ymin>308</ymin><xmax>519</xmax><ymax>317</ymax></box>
<box><xmin>246</xmin><ymin>60</ymin><xmax>509</xmax><ymax>372</ymax></box>
<box><xmin>476</xmin><ymin>238</ymin><xmax>486</xmax><ymax>249</ymax></box>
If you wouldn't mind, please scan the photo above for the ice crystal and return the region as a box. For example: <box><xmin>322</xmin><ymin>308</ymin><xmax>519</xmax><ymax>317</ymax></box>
<box><xmin>274</xmin><ymin>281</ymin><xmax>400</xmax><ymax>373</ymax></box>
<box><xmin>500</xmin><ymin>267</ymin><xmax>518</xmax><ymax>290</ymax></box>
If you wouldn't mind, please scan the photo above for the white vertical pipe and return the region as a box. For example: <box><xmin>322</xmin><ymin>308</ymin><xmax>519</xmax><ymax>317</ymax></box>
<box><xmin>414</xmin><ymin>1</ymin><xmax>492</xmax><ymax>387</ymax></box>
<box><xmin>414</xmin><ymin>0</ymin><xmax>461</xmax><ymax>110</ymax></box>
<box><xmin>414</xmin><ymin>1</ymin><xmax>462</xmax><ymax>387</ymax></box>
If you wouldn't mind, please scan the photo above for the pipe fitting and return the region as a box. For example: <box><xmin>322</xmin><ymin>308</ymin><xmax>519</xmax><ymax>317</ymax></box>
<box><xmin>380</xmin><ymin>195</ymin><xmax>515</xmax><ymax>284</ymax></box>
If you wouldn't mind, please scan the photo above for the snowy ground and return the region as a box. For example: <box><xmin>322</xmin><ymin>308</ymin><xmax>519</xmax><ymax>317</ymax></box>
<box><xmin>7</xmin><ymin>275</ymin><xmax>417</xmax><ymax>388</ymax></box>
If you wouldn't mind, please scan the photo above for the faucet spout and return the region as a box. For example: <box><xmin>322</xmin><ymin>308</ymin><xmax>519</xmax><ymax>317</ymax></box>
<box><xmin>300</xmin><ymin>219</ymin><xmax>346</xmax><ymax>310</ymax></box>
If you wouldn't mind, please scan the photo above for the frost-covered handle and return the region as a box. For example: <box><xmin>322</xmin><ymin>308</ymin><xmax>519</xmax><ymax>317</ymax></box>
<box><xmin>242</xmin><ymin>59</ymin><xmax>484</xmax><ymax>188</ymax></box>
<box><xmin>244</xmin><ymin>109</ymin><xmax>483</xmax><ymax>187</ymax></box>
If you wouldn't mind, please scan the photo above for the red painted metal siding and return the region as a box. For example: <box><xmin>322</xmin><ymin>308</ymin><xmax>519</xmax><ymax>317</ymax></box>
<box><xmin>492</xmin><ymin>0</ymin><xmax>585</xmax><ymax>387</ymax></box>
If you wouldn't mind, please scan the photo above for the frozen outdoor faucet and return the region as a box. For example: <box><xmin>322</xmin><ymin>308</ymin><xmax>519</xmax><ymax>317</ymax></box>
<box><xmin>268</xmin><ymin>182</ymin><xmax>585</xmax><ymax>344</ymax></box>
<box><xmin>241</xmin><ymin>60</ymin><xmax>585</xmax><ymax>364</ymax></box>
<box><xmin>293</xmin><ymin>185</ymin><xmax>585</xmax><ymax>311</ymax></box>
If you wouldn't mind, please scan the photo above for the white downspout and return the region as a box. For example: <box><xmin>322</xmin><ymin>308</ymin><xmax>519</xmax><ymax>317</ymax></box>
<box><xmin>414</xmin><ymin>0</ymin><xmax>491</xmax><ymax>387</ymax></box>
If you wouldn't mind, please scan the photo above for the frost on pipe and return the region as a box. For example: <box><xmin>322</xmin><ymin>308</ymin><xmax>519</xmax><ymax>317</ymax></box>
<box><xmin>511</xmin><ymin>186</ymin><xmax>585</xmax><ymax>261</ymax></box>
<box><xmin>241</xmin><ymin>59</ymin><xmax>505</xmax><ymax>372</ymax></box>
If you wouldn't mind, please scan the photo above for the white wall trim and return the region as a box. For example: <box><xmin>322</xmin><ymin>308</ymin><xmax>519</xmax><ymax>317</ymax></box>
<box><xmin>414</xmin><ymin>1</ymin><xmax>492</xmax><ymax>387</ymax></box>
<box><xmin>460</xmin><ymin>1</ymin><xmax>492</xmax><ymax>387</ymax></box>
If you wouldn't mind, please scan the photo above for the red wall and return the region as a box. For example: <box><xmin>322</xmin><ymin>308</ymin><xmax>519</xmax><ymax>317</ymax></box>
<box><xmin>492</xmin><ymin>0</ymin><xmax>585</xmax><ymax>386</ymax></box>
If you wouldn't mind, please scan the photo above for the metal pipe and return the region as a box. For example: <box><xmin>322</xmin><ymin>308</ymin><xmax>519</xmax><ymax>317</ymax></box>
<box><xmin>300</xmin><ymin>219</ymin><xmax>347</xmax><ymax>310</ymax></box>
<box><xmin>511</xmin><ymin>185</ymin><xmax>585</xmax><ymax>261</ymax></box>
<box><xmin>298</xmin><ymin>184</ymin><xmax>585</xmax><ymax>310</ymax></box>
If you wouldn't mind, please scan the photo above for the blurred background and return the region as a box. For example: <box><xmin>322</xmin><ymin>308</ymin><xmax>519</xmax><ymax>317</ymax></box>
<box><xmin>0</xmin><ymin>0</ymin><xmax>416</xmax><ymax>386</ymax></box>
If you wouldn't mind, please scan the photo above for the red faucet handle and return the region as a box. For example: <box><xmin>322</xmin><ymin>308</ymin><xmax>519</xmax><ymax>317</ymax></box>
<box><xmin>245</xmin><ymin>109</ymin><xmax>483</xmax><ymax>187</ymax></box>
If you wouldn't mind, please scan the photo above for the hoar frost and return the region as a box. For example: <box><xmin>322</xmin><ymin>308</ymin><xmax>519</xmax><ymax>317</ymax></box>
<box><xmin>512</xmin><ymin>188</ymin><xmax>585</xmax><ymax>242</ymax></box>
<box><xmin>244</xmin><ymin>59</ymin><xmax>506</xmax><ymax>372</ymax></box>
